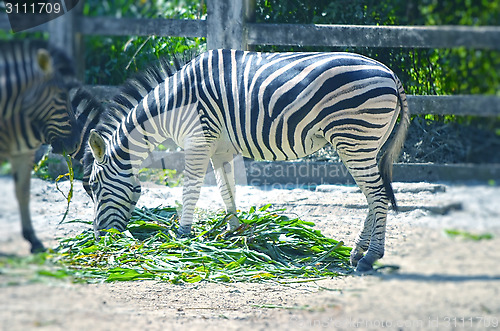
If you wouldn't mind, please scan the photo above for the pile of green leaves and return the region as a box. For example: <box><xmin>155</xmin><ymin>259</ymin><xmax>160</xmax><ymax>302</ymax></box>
<box><xmin>10</xmin><ymin>205</ymin><xmax>351</xmax><ymax>284</ymax></box>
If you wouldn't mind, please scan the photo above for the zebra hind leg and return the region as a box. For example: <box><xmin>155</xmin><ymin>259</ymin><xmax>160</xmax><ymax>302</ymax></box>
<box><xmin>211</xmin><ymin>153</ymin><xmax>239</xmax><ymax>230</ymax></box>
<box><xmin>11</xmin><ymin>153</ymin><xmax>45</xmax><ymax>253</ymax></box>
<box><xmin>354</xmin><ymin>197</ymin><xmax>389</xmax><ymax>273</ymax></box>
<box><xmin>354</xmin><ymin>173</ymin><xmax>390</xmax><ymax>272</ymax></box>
<box><xmin>337</xmin><ymin>154</ymin><xmax>390</xmax><ymax>272</ymax></box>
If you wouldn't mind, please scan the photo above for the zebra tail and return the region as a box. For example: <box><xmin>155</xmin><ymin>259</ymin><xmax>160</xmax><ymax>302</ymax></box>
<box><xmin>379</xmin><ymin>75</ymin><xmax>411</xmax><ymax>212</ymax></box>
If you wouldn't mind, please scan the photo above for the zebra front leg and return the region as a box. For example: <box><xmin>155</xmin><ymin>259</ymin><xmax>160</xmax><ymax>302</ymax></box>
<box><xmin>177</xmin><ymin>140</ymin><xmax>212</xmax><ymax>237</ymax></box>
<box><xmin>211</xmin><ymin>153</ymin><xmax>239</xmax><ymax>230</ymax></box>
<box><xmin>10</xmin><ymin>153</ymin><xmax>45</xmax><ymax>253</ymax></box>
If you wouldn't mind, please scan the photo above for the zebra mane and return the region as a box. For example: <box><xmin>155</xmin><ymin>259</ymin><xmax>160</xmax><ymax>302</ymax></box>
<box><xmin>94</xmin><ymin>50</ymin><xmax>198</xmax><ymax>135</ymax></box>
<box><xmin>71</xmin><ymin>86</ymin><xmax>106</xmax><ymax>162</ymax></box>
<box><xmin>80</xmin><ymin>50</ymin><xmax>199</xmax><ymax>196</ymax></box>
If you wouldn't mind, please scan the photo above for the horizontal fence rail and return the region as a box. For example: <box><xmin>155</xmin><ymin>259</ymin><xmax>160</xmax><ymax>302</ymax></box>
<box><xmin>141</xmin><ymin>151</ymin><xmax>500</xmax><ymax>183</ymax></box>
<box><xmin>4</xmin><ymin>12</ymin><xmax>500</xmax><ymax>49</ymax></box>
<box><xmin>77</xmin><ymin>17</ymin><xmax>207</xmax><ymax>38</ymax></box>
<box><xmin>246</xmin><ymin>24</ymin><xmax>500</xmax><ymax>49</ymax></box>
<box><xmin>407</xmin><ymin>95</ymin><xmax>500</xmax><ymax>117</ymax></box>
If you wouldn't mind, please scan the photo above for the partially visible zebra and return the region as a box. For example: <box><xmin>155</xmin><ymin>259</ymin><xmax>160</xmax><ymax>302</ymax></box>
<box><xmin>88</xmin><ymin>50</ymin><xmax>410</xmax><ymax>272</ymax></box>
<box><xmin>0</xmin><ymin>40</ymin><xmax>80</xmax><ymax>252</ymax></box>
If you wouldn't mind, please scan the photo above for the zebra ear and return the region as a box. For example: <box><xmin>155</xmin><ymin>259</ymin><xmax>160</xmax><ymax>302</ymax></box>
<box><xmin>89</xmin><ymin>129</ymin><xmax>107</xmax><ymax>163</ymax></box>
<box><xmin>36</xmin><ymin>49</ymin><xmax>53</xmax><ymax>75</ymax></box>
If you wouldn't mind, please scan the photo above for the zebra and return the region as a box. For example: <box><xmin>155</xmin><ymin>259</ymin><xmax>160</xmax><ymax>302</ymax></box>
<box><xmin>87</xmin><ymin>49</ymin><xmax>410</xmax><ymax>272</ymax></box>
<box><xmin>0</xmin><ymin>40</ymin><xmax>80</xmax><ymax>252</ymax></box>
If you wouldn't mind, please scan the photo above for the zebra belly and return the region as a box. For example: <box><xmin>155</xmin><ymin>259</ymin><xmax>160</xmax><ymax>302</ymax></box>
<box><xmin>238</xmin><ymin>129</ymin><xmax>329</xmax><ymax>161</ymax></box>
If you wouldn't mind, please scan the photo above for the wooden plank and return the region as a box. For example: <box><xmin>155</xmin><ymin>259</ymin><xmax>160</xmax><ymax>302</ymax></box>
<box><xmin>206</xmin><ymin>0</ymin><xmax>245</xmax><ymax>49</ymax></box>
<box><xmin>76</xmin><ymin>16</ymin><xmax>206</xmax><ymax>38</ymax></box>
<box><xmin>247</xmin><ymin>23</ymin><xmax>500</xmax><ymax>50</ymax></box>
<box><xmin>243</xmin><ymin>161</ymin><xmax>500</xmax><ymax>185</ymax></box>
<box><xmin>393</xmin><ymin>163</ymin><xmax>500</xmax><ymax>182</ymax></box>
<box><xmin>48</xmin><ymin>5</ymin><xmax>77</xmax><ymax>59</ymax></box>
<box><xmin>140</xmin><ymin>151</ymin><xmax>500</xmax><ymax>184</ymax></box>
<box><xmin>407</xmin><ymin>95</ymin><xmax>500</xmax><ymax>117</ymax></box>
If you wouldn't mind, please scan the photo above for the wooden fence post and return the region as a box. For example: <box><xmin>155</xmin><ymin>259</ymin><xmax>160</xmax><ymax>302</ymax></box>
<box><xmin>48</xmin><ymin>11</ymin><xmax>75</xmax><ymax>57</ymax></box>
<box><xmin>47</xmin><ymin>2</ymin><xmax>84</xmax><ymax>80</ymax></box>
<box><xmin>206</xmin><ymin>0</ymin><xmax>245</xmax><ymax>50</ymax></box>
<box><xmin>244</xmin><ymin>0</ymin><xmax>256</xmax><ymax>51</ymax></box>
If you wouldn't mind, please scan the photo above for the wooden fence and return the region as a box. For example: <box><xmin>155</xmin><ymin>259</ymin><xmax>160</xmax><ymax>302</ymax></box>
<box><xmin>1</xmin><ymin>0</ymin><xmax>499</xmax><ymax>182</ymax></box>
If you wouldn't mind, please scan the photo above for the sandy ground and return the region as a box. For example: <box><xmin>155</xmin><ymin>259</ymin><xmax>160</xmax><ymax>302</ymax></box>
<box><xmin>1</xmin><ymin>175</ymin><xmax>500</xmax><ymax>330</ymax></box>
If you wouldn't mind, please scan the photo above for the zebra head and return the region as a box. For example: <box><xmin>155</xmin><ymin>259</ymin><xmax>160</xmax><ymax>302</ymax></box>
<box><xmin>33</xmin><ymin>83</ymin><xmax>81</xmax><ymax>155</ymax></box>
<box><xmin>26</xmin><ymin>48</ymin><xmax>81</xmax><ymax>155</ymax></box>
<box><xmin>88</xmin><ymin>129</ymin><xmax>141</xmax><ymax>237</ymax></box>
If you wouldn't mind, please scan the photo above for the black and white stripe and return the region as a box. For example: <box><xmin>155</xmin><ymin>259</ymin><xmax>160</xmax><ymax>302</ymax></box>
<box><xmin>0</xmin><ymin>39</ymin><xmax>80</xmax><ymax>252</ymax></box>
<box><xmin>89</xmin><ymin>49</ymin><xmax>410</xmax><ymax>271</ymax></box>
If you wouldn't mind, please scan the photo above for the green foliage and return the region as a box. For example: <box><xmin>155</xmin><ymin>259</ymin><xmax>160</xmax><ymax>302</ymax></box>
<box><xmin>138</xmin><ymin>168</ymin><xmax>183</xmax><ymax>187</ymax></box>
<box><xmin>82</xmin><ymin>0</ymin><xmax>206</xmax><ymax>85</ymax></box>
<box><xmin>444</xmin><ymin>229</ymin><xmax>494</xmax><ymax>241</ymax></box>
<box><xmin>55</xmin><ymin>154</ymin><xmax>75</xmax><ymax>223</ymax></box>
<box><xmin>0</xmin><ymin>206</ymin><xmax>351</xmax><ymax>285</ymax></box>
<box><xmin>0</xmin><ymin>161</ymin><xmax>11</xmax><ymax>175</ymax></box>
<box><xmin>33</xmin><ymin>152</ymin><xmax>56</xmax><ymax>180</ymax></box>
<box><xmin>32</xmin><ymin>152</ymin><xmax>75</xmax><ymax>223</ymax></box>
<box><xmin>0</xmin><ymin>28</ymin><xmax>47</xmax><ymax>41</ymax></box>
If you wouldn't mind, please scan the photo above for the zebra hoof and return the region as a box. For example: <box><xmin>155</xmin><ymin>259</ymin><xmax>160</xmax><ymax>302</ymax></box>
<box><xmin>225</xmin><ymin>214</ymin><xmax>240</xmax><ymax>231</ymax></box>
<box><xmin>176</xmin><ymin>225</ymin><xmax>192</xmax><ymax>238</ymax></box>
<box><xmin>224</xmin><ymin>223</ymin><xmax>251</xmax><ymax>238</ymax></box>
<box><xmin>355</xmin><ymin>258</ymin><xmax>374</xmax><ymax>273</ymax></box>
<box><xmin>350</xmin><ymin>250</ymin><xmax>364</xmax><ymax>267</ymax></box>
<box><xmin>30</xmin><ymin>242</ymin><xmax>46</xmax><ymax>254</ymax></box>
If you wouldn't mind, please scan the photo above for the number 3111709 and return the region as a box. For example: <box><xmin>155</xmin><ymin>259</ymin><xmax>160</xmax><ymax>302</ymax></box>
<box><xmin>5</xmin><ymin>2</ymin><xmax>62</xmax><ymax>14</ymax></box>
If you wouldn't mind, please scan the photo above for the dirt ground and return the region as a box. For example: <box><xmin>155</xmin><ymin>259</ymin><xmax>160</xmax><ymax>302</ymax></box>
<box><xmin>1</xmin><ymin>175</ymin><xmax>500</xmax><ymax>331</ymax></box>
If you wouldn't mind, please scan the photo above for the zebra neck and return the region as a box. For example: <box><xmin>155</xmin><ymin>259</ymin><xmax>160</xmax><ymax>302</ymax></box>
<box><xmin>112</xmin><ymin>102</ymin><xmax>170</xmax><ymax>170</ymax></box>
<box><xmin>112</xmin><ymin>71</ymin><xmax>201</xmax><ymax>170</ymax></box>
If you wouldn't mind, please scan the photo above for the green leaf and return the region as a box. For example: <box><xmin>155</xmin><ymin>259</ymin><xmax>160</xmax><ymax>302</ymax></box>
<box><xmin>444</xmin><ymin>229</ymin><xmax>494</xmax><ymax>241</ymax></box>
<box><xmin>106</xmin><ymin>267</ymin><xmax>155</xmax><ymax>282</ymax></box>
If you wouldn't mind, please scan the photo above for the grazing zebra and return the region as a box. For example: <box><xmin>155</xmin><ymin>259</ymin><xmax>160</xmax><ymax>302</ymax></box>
<box><xmin>88</xmin><ymin>49</ymin><xmax>410</xmax><ymax>272</ymax></box>
<box><xmin>0</xmin><ymin>40</ymin><xmax>80</xmax><ymax>252</ymax></box>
